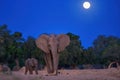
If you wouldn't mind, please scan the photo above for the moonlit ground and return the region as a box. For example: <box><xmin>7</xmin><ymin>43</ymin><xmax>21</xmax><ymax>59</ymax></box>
<box><xmin>0</xmin><ymin>68</ymin><xmax>120</xmax><ymax>80</ymax></box>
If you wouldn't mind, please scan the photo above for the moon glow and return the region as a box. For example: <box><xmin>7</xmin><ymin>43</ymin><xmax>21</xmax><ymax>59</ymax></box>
<box><xmin>83</xmin><ymin>1</ymin><xmax>91</xmax><ymax>9</ymax></box>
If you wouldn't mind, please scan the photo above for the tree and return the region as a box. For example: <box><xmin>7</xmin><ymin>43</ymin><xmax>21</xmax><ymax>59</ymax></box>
<box><xmin>0</xmin><ymin>24</ymin><xmax>11</xmax><ymax>63</ymax></box>
<box><xmin>102</xmin><ymin>36</ymin><xmax>120</xmax><ymax>65</ymax></box>
<box><xmin>91</xmin><ymin>35</ymin><xmax>120</xmax><ymax>66</ymax></box>
<box><xmin>82</xmin><ymin>47</ymin><xmax>96</xmax><ymax>64</ymax></box>
<box><xmin>23</xmin><ymin>36</ymin><xmax>45</xmax><ymax>65</ymax></box>
<box><xmin>0</xmin><ymin>24</ymin><xmax>25</xmax><ymax>69</ymax></box>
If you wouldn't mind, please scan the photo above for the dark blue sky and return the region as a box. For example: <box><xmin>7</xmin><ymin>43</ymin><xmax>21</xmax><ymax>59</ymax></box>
<box><xmin>0</xmin><ymin>0</ymin><xmax>120</xmax><ymax>48</ymax></box>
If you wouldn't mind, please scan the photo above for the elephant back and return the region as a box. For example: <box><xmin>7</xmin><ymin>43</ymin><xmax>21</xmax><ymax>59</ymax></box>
<box><xmin>25</xmin><ymin>58</ymin><xmax>38</xmax><ymax>67</ymax></box>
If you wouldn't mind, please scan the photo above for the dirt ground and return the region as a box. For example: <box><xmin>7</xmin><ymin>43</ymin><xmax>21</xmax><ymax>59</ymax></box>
<box><xmin>0</xmin><ymin>68</ymin><xmax>120</xmax><ymax>80</ymax></box>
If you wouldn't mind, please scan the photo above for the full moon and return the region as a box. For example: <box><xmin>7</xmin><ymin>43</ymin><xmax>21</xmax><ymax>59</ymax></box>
<box><xmin>83</xmin><ymin>1</ymin><xmax>91</xmax><ymax>9</ymax></box>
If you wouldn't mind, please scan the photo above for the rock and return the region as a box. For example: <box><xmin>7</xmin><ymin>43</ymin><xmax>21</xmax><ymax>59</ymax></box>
<box><xmin>19</xmin><ymin>66</ymin><xmax>25</xmax><ymax>72</ymax></box>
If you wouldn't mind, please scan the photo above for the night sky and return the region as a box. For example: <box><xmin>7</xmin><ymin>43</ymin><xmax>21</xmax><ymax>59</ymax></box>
<box><xmin>0</xmin><ymin>0</ymin><xmax>120</xmax><ymax>48</ymax></box>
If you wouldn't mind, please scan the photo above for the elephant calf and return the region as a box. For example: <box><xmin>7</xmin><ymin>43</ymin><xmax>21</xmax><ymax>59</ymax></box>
<box><xmin>25</xmin><ymin>58</ymin><xmax>38</xmax><ymax>75</ymax></box>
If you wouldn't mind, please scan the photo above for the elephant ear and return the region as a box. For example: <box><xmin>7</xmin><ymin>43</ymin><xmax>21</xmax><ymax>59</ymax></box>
<box><xmin>57</xmin><ymin>34</ymin><xmax>70</xmax><ymax>52</ymax></box>
<box><xmin>35</xmin><ymin>34</ymin><xmax>50</xmax><ymax>54</ymax></box>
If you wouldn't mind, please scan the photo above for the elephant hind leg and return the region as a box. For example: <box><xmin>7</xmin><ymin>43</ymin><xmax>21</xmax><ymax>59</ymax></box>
<box><xmin>35</xmin><ymin>68</ymin><xmax>38</xmax><ymax>75</ymax></box>
<box><xmin>34</xmin><ymin>62</ymin><xmax>38</xmax><ymax>75</ymax></box>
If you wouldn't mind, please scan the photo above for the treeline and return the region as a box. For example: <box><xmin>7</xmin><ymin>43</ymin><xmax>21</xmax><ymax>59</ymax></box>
<box><xmin>0</xmin><ymin>24</ymin><xmax>120</xmax><ymax>70</ymax></box>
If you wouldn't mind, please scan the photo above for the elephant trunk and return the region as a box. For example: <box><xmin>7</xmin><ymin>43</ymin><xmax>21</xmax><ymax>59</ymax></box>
<box><xmin>52</xmin><ymin>52</ymin><xmax>59</xmax><ymax>75</ymax></box>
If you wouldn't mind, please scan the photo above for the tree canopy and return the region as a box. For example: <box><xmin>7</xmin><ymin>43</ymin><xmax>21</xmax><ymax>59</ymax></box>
<box><xmin>0</xmin><ymin>24</ymin><xmax>120</xmax><ymax>69</ymax></box>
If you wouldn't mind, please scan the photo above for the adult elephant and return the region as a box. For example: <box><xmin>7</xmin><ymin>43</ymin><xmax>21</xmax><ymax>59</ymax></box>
<box><xmin>25</xmin><ymin>58</ymin><xmax>38</xmax><ymax>75</ymax></box>
<box><xmin>36</xmin><ymin>34</ymin><xmax>70</xmax><ymax>75</ymax></box>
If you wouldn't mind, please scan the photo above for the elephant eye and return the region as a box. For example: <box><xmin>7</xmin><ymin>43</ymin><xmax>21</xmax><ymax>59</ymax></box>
<box><xmin>48</xmin><ymin>44</ymin><xmax>50</xmax><ymax>47</ymax></box>
<box><xmin>48</xmin><ymin>44</ymin><xmax>51</xmax><ymax>49</ymax></box>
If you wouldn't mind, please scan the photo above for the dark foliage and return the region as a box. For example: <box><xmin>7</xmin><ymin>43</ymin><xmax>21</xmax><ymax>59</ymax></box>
<box><xmin>0</xmin><ymin>25</ymin><xmax>120</xmax><ymax>69</ymax></box>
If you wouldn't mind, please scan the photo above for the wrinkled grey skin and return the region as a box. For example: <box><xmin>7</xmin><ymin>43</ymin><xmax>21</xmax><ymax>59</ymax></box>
<box><xmin>36</xmin><ymin>34</ymin><xmax>70</xmax><ymax>75</ymax></box>
<box><xmin>25</xmin><ymin>58</ymin><xmax>38</xmax><ymax>75</ymax></box>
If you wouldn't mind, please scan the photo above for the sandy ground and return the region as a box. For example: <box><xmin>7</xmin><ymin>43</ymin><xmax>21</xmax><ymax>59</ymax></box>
<box><xmin>0</xmin><ymin>68</ymin><xmax>120</xmax><ymax>80</ymax></box>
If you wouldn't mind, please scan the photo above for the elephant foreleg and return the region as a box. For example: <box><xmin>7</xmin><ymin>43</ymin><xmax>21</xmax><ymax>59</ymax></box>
<box><xmin>47</xmin><ymin>53</ymin><xmax>59</xmax><ymax>76</ymax></box>
<box><xmin>25</xmin><ymin>66</ymin><xmax>28</xmax><ymax>75</ymax></box>
<box><xmin>29</xmin><ymin>67</ymin><xmax>33</xmax><ymax>74</ymax></box>
<box><xmin>44</xmin><ymin>54</ymin><xmax>51</xmax><ymax>73</ymax></box>
<box><xmin>45</xmin><ymin>53</ymin><xmax>54</xmax><ymax>74</ymax></box>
